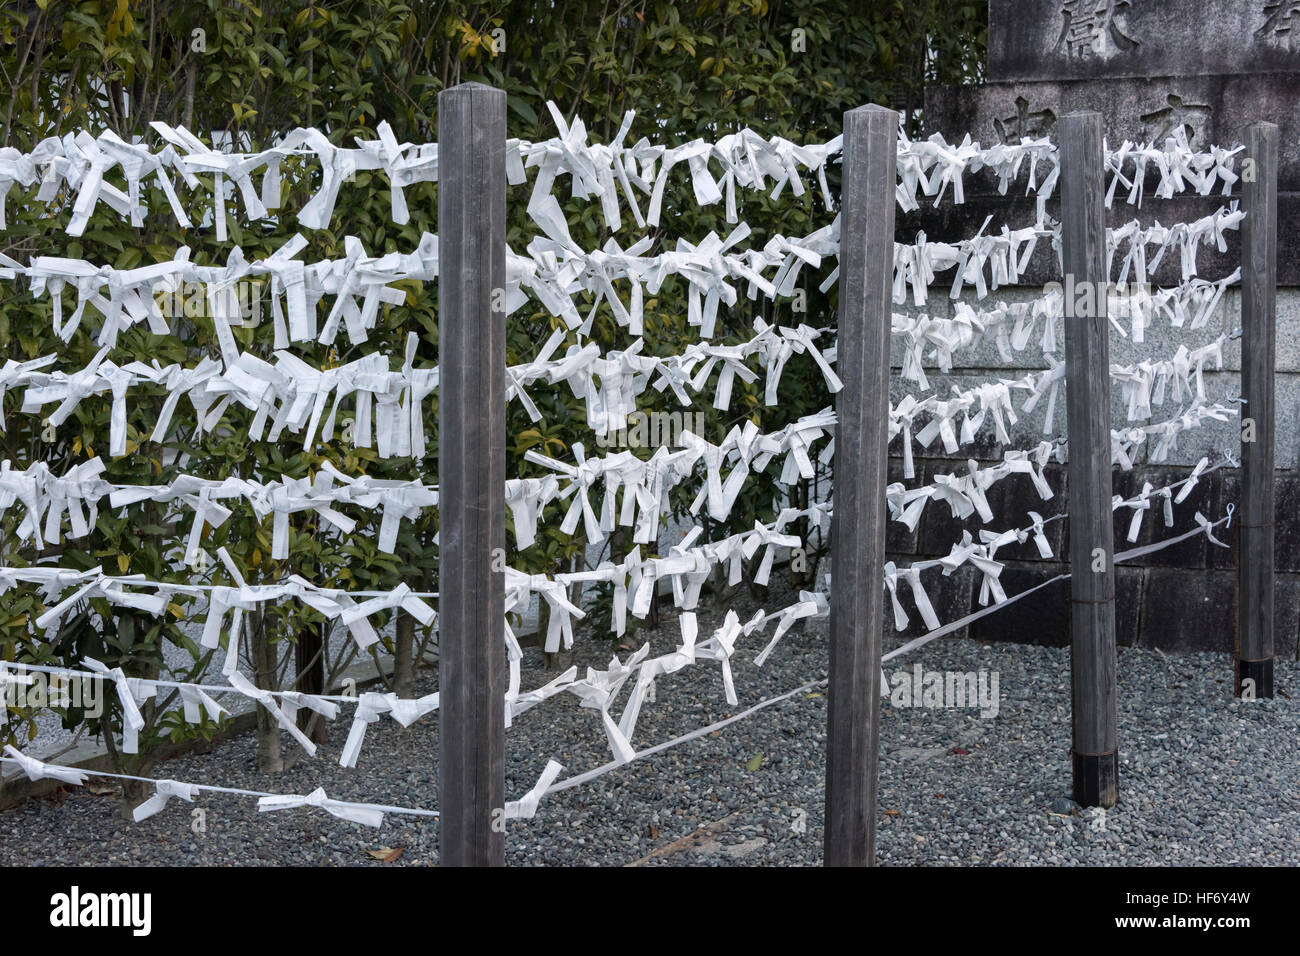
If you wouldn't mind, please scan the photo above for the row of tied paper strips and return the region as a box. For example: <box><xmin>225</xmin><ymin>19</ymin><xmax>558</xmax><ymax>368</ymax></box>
<box><xmin>0</xmin><ymin>203</ymin><xmax>1242</xmax><ymax>470</ymax></box>
<box><xmin>0</xmin><ymin>104</ymin><xmax>1238</xmax><ymax>238</ymax></box>
<box><xmin>0</xmin><ymin>200</ymin><xmax>1243</xmax><ymax>359</ymax></box>
<box><xmin>0</xmin><ymin>319</ymin><xmax>1239</xmax><ymax>562</ymax></box>
<box><xmin>0</xmin><ymin>319</ymin><xmax>1237</xmax><ymax>520</ymax></box>
<box><xmin>0</xmin><ymin>110</ymin><xmax>1246</xmax><ymax>830</ymax></box>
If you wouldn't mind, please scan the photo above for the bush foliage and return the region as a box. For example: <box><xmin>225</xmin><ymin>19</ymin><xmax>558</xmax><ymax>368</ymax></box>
<box><xmin>0</xmin><ymin>0</ymin><xmax>984</xmax><ymax>772</ymax></box>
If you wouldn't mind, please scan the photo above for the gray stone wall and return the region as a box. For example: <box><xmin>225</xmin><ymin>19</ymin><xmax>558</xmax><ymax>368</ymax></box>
<box><xmin>883</xmin><ymin>0</ymin><xmax>1300</xmax><ymax>657</ymax></box>
<box><xmin>909</xmin><ymin>2</ymin><xmax>1300</xmax><ymax>655</ymax></box>
<box><xmin>884</xmin><ymin>279</ymin><xmax>1300</xmax><ymax>657</ymax></box>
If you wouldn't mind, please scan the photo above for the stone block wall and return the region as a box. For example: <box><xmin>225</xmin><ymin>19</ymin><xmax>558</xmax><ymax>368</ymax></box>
<box><xmin>883</xmin><ymin>243</ymin><xmax>1300</xmax><ymax>657</ymax></box>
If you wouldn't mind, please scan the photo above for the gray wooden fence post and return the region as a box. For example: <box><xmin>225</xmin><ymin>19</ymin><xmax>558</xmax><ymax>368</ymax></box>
<box><xmin>438</xmin><ymin>82</ymin><xmax>507</xmax><ymax>866</ymax></box>
<box><xmin>824</xmin><ymin>102</ymin><xmax>896</xmax><ymax>867</ymax></box>
<box><xmin>1060</xmin><ymin>111</ymin><xmax>1119</xmax><ymax>809</ymax></box>
<box><xmin>1237</xmin><ymin>120</ymin><xmax>1279</xmax><ymax>699</ymax></box>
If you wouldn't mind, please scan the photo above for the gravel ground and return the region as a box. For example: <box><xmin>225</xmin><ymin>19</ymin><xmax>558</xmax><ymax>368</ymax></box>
<box><xmin>2</xmin><ymin>580</ymin><xmax>1297</xmax><ymax>866</ymax></box>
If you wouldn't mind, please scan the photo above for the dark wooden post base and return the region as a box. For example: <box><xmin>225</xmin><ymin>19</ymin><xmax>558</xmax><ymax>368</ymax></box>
<box><xmin>1072</xmin><ymin>750</ymin><xmax>1119</xmax><ymax>808</ymax></box>
<box><xmin>1236</xmin><ymin>658</ymin><xmax>1275</xmax><ymax>699</ymax></box>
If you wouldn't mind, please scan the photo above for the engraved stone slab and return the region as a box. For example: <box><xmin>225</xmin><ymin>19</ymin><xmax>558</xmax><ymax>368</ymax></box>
<box><xmin>925</xmin><ymin>73</ymin><xmax>1300</xmax><ymax>192</ymax></box>
<box><xmin>989</xmin><ymin>0</ymin><xmax>1300</xmax><ymax>82</ymax></box>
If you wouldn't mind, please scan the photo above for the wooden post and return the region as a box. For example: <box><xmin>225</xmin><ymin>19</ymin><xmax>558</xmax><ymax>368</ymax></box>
<box><xmin>438</xmin><ymin>82</ymin><xmax>507</xmax><ymax>866</ymax></box>
<box><xmin>1060</xmin><ymin>111</ymin><xmax>1118</xmax><ymax>809</ymax></box>
<box><xmin>1237</xmin><ymin>121</ymin><xmax>1279</xmax><ymax>699</ymax></box>
<box><xmin>824</xmin><ymin>103</ymin><xmax>896</xmax><ymax>867</ymax></box>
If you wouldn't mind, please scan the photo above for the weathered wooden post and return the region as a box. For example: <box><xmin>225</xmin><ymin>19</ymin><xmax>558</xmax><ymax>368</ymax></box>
<box><xmin>825</xmin><ymin>102</ymin><xmax>896</xmax><ymax>867</ymax></box>
<box><xmin>438</xmin><ymin>82</ymin><xmax>507</xmax><ymax>866</ymax></box>
<box><xmin>1237</xmin><ymin>120</ymin><xmax>1279</xmax><ymax>699</ymax></box>
<box><xmin>1060</xmin><ymin>110</ymin><xmax>1118</xmax><ymax>808</ymax></box>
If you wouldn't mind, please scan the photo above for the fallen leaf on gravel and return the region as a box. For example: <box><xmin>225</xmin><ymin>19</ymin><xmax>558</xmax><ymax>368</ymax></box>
<box><xmin>368</xmin><ymin>847</ymin><xmax>404</xmax><ymax>862</ymax></box>
<box><xmin>744</xmin><ymin>753</ymin><xmax>764</xmax><ymax>771</ymax></box>
<box><xmin>883</xmin><ymin>809</ymin><xmax>900</xmax><ymax>817</ymax></box>
<box><xmin>949</xmin><ymin>747</ymin><xmax>970</xmax><ymax>755</ymax></box>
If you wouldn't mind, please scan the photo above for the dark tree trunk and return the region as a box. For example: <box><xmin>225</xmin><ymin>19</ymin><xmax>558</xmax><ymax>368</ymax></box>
<box><xmin>253</xmin><ymin>609</ymin><xmax>283</xmax><ymax>772</ymax></box>
<box><xmin>295</xmin><ymin>621</ymin><xmax>328</xmax><ymax>745</ymax></box>
<box><xmin>394</xmin><ymin>610</ymin><xmax>415</xmax><ymax>698</ymax></box>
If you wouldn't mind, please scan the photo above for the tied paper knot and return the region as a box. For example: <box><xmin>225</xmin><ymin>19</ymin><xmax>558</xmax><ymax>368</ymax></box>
<box><xmin>618</xmin><ymin>611</ymin><xmax>699</xmax><ymax>745</ymax></box>
<box><xmin>1195</xmin><ymin>511</ymin><xmax>1230</xmax><ymax>549</ymax></box>
<box><xmin>178</xmin><ymin>684</ymin><xmax>228</xmax><ymax>726</ymax></box>
<box><xmin>132</xmin><ymin>779</ymin><xmax>199</xmax><ymax>822</ymax></box>
<box><xmin>1025</xmin><ymin>512</ymin><xmax>1055</xmax><ymax>559</ymax></box>
<box><xmin>339</xmin><ymin>690</ymin><xmax>440</xmax><ymax>769</ymax></box>
<box><xmin>695</xmin><ymin>609</ymin><xmax>769</xmax><ymax>706</ymax></box>
<box><xmin>753</xmin><ymin>590</ymin><xmax>828</xmax><ymax>665</ymax></box>
<box><xmin>742</xmin><ymin>517</ymin><xmax>802</xmax><ymax>588</ymax></box>
<box><xmin>505</xmin><ymin>567</ymin><xmax>587</xmax><ymax>652</ymax></box>
<box><xmin>3</xmin><ymin>744</ymin><xmax>88</xmax><ymax>785</ymax></box>
<box><xmin>563</xmin><ymin>646</ymin><xmax>650</xmax><ymax>764</ymax></box>
<box><xmin>504</xmin><ymin>760</ymin><xmax>565</xmax><ymax>821</ymax></box>
<box><xmin>81</xmin><ymin>656</ymin><xmax>152</xmax><ymax>755</ymax></box>
<box><xmin>331</xmin><ymin>581</ymin><xmax>437</xmax><ymax>650</ymax></box>
<box><xmin>882</xmin><ymin>563</ymin><xmax>940</xmax><ymax>633</ymax></box>
<box><xmin>1175</xmin><ymin>456</ymin><xmax>1210</xmax><ymax>505</ymax></box>
<box><xmin>257</xmin><ymin>787</ymin><xmax>386</xmax><ymax>828</ymax></box>
<box><xmin>227</xmin><ymin>671</ymin><xmax>321</xmax><ymax>757</ymax></box>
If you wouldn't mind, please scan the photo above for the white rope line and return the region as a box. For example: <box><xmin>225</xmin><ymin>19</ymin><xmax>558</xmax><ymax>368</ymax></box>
<box><xmin>0</xmin><ymin>746</ymin><xmax>441</xmax><ymax>826</ymax></box>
